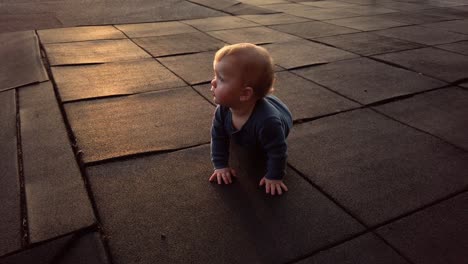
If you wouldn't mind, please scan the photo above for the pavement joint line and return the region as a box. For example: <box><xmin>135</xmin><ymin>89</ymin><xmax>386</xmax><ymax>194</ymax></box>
<box><xmin>319</xmin><ymin>19</ymin><xmax>368</xmax><ymax>33</ymax></box>
<box><xmin>113</xmin><ymin>24</ymin><xmax>220</xmax><ymax>110</ymax></box>
<box><xmin>185</xmin><ymin>0</ymin><xmax>233</xmax><ymax>16</ymax></box>
<box><xmin>68</xmin><ymin>17</ymin><xmax>198</xmax><ymax>30</ymax></box>
<box><xmin>191</xmin><ymin>85</ymin><xmax>217</xmax><ymax>106</ymax></box>
<box><xmin>363</xmin><ymin>84</ymin><xmax>452</xmax><ymax>108</ymax></box>
<box><xmin>293</xmin><ymin>105</ymin><xmax>364</xmax><ymax>125</ymax></box>
<box><xmin>155</xmin><ymin>50</ymin><xmax>206</xmax><ymax>58</ymax></box>
<box><xmin>432</xmin><ymin>43</ymin><xmax>468</xmax><ymax>57</ymax></box>
<box><xmin>15</xmin><ymin>87</ymin><xmax>30</xmax><ymax>248</ymax></box>
<box><xmin>365</xmin><ymin>187</ymin><xmax>468</xmax><ymax>236</ymax></box>
<box><xmin>61</xmin><ymin>84</ymin><xmax>189</xmax><ymax>105</ymax></box>
<box><xmin>36</xmin><ymin>31</ymin><xmax>116</xmax><ymax>264</ymax></box>
<box><xmin>369</xmin><ymin>105</ymin><xmax>468</xmax><ymax>153</ymax></box>
<box><xmin>288</xmin><ymin>69</ymin><xmax>365</xmax><ymax>106</ymax></box>
<box><xmin>85</xmin><ymin>141</ymin><xmax>211</xmax><ymax>167</ymax></box>
<box><xmin>285</xmin><ymin>168</ymin><xmax>468</xmax><ymax>264</ymax></box>
<box><xmin>284</xmin><ymin>164</ymin><xmax>378</xmax><ymax>264</ymax></box>
<box><xmin>308</xmin><ymin>29</ymin><xmax>366</xmax><ymax>40</ymax></box>
<box><xmin>0</xmin><ymin>224</ymin><xmax>99</xmax><ymax>260</ymax></box>
<box><xmin>287</xmin><ymin>62</ymin><xmax>330</xmax><ymax>71</ymax></box>
<box><xmin>113</xmin><ymin>25</ymin><xmax>193</xmax><ymax>87</ymax></box>
<box><xmin>310</xmin><ymin>33</ymin><xmax>429</xmax><ymax>57</ymax></box>
<box><xmin>51</xmin><ymin>62</ymin><xmax>105</xmax><ymax>67</ymax></box>
<box><xmin>1</xmin><ymin>80</ymin><xmax>50</xmax><ymax>93</ymax></box>
<box><xmin>284</xmin><ymin>229</ymin><xmax>370</xmax><ymax>264</ymax></box>
<box><xmin>363</xmin><ymin>45</ymin><xmax>429</xmax><ymax>57</ymax></box>
<box><xmin>368</xmin><ymin>231</ymin><xmax>417</xmax><ymax>264</ymax></box>
<box><xmin>40</xmin><ymin>37</ymin><xmax>128</xmax><ymax>45</ymax></box>
<box><xmin>287</xmin><ymin>163</ymin><xmax>368</xmax><ymax>224</ymax></box>
<box><xmin>48</xmin><ymin>226</ymin><xmax>98</xmax><ymax>264</ymax></box>
<box><xmin>368</xmin><ymin>55</ymin><xmax>453</xmax><ymax>84</ymax></box>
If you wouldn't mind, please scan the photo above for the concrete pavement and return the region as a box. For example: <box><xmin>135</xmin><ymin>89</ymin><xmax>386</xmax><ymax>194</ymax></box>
<box><xmin>1</xmin><ymin>0</ymin><xmax>468</xmax><ymax>263</ymax></box>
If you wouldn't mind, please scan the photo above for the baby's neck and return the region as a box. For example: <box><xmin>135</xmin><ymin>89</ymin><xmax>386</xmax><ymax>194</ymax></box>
<box><xmin>230</xmin><ymin>100</ymin><xmax>257</xmax><ymax>118</ymax></box>
<box><xmin>230</xmin><ymin>100</ymin><xmax>257</xmax><ymax>130</ymax></box>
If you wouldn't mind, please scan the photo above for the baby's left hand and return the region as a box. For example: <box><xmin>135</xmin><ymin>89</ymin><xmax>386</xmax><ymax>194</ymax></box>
<box><xmin>259</xmin><ymin>177</ymin><xmax>288</xmax><ymax>196</ymax></box>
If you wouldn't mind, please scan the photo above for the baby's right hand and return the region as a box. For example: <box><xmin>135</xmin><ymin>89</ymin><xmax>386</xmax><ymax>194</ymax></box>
<box><xmin>209</xmin><ymin>167</ymin><xmax>237</xmax><ymax>185</ymax></box>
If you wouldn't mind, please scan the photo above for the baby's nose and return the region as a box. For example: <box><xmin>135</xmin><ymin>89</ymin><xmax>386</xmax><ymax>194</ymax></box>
<box><xmin>210</xmin><ymin>78</ymin><xmax>216</xmax><ymax>89</ymax></box>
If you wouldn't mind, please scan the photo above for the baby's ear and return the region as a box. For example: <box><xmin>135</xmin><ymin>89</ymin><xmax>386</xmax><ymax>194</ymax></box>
<box><xmin>240</xmin><ymin>86</ymin><xmax>254</xmax><ymax>101</ymax></box>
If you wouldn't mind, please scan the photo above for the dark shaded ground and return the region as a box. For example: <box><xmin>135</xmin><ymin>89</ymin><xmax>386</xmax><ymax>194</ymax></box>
<box><xmin>1</xmin><ymin>0</ymin><xmax>468</xmax><ymax>263</ymax></box>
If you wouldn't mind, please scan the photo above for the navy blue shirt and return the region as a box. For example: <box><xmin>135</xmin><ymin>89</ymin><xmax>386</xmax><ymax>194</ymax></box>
<box><xmin>211</xmin><ymin>95</ymin><xmax>293</xmax><ymax>180</ymax></box>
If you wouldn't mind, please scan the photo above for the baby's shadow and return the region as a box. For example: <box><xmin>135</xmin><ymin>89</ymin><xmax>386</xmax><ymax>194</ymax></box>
<box><xmin>212</xmin><ymin>140</ymin><xmax>288</xmax><ymax>263</ymax></box>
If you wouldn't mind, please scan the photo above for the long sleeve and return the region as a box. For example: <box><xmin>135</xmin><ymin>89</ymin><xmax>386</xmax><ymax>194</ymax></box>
<box><xmin>211</xmin><ymin>106</ymin><xmax>230</xmax><ymax>169</ymax></box>
<box><xmin>259</xmin><ymin>117</ymin><xmax>288</xmax><ymax>180</ymax></box>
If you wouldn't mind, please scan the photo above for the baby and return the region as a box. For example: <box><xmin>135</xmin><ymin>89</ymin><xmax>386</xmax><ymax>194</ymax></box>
<box><xmin>208</xmin><ymin>43</ymin><xmax>293</xmax><ymax>196</ymax></box>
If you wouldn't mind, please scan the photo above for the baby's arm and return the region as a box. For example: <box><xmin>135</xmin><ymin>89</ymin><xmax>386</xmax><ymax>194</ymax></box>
<box><xmin>259</xmin><ymin>117</ymin><xmax>289</xmax><ymax>195</ymax></box>
<box><xmin>209</xmin><ymin>106</ymin><xmax>235</xmax><ymax>184</ymax></box>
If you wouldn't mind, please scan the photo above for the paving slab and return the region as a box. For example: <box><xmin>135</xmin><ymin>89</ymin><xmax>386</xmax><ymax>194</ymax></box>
<box><xmin>453</xmin><ymin>4</ymin><xmax>468</xmax><ymax>11</ymax></box>
<box><xmin>413</xmin><ymin>0</ymin><xmax>468</xmax><ymax>8</ymax></box>
<box><xmin>52</xmin><ymin>59</ymin><xmax>186</xmax><ymax>102</ymax></box>
<box><xmin>0</xmin><ymin>90</ymin><xmax>21</xmax><ymax>256</ymax></box>
<box><xmin>376</xmin><ymin>1</ymin><xmax>434</xmax><ymax>11</ymax></box>
<box><xmin>375</xmin><ymin>87</ymin><xmax>468</xmax><ymax>150</ymax></box>
<box><xmin>302</xmin><ymin>0</ymin><xmax>358</xmax><ymax>8</ymax></box>
<box><xmin>239</xmin><ymin>13</ymin><xmax>310</xmax><ymax>26</ymax></box>
<box><xmin>286</xmin><ymin>8</ymin><xmax>360</xmax><ymax>20</ymax></box>
<box><xmin>316</xmin><ymin>32</ymin><xmax>423</xmax><ymax>56</ymax></box>
<box><xmin>224</xmin><ymin>3</ymin><xmax>279</xmax><ymax>15</ymax></box>
<box><xmin>44</xmin><ymin>39</ymin><xmax>151</xmax><ymax>66</ymax></box>
<box><xmin>287</xmin><ymin>109</ymin><xmax>468</xmax><ymax>226</ymax></box>
<box><xmin>263</xmin><ymin>40</ymin><xmax>358</xmax><ymax>69</ymax></box>
<box><xmin>374</xmin><ymin>25</ymin><xmax>468</xmax><ymax>45</ymax></box>
<box><xmin>436</xmin><ymin>41</ymin><xmax>468</xmax><ymax>56</ymax></box>
<box><xmin>194</xmin><ymin>71</ymin><xmax>360</xmax><ymax>120</ymax></box>
<box><xmin>296</xmin><ymin>233</ymin><xmax>409</xmax><ymax>264</ymax></box>
<box><xmin>241</xmin><ymin>0</ymin><xmax>289</xmax><ymax>5</ymax></box>
<box><xmin>417</xmin><ymin>7</ymin><xmax>468</xmax><ymax>19</ymax></box>
<box><xmin>1</xmin><ymin>232</ymin><xmax>109</xmax><ymax>264</ymax></box>
<box><xmin>0</xmin><ymin>0</ymin><xmax>225</xmax><ymax>32</ymax></box>
<box><xmin>37</xmin><ymin>26</ymin><xmax>126</xmax><ymax>44</ymax></box>
<box><xmin>182</xmin><ymin>16</ymin><xmax>258</xmax><ymax>31</ymax></box>
<box><xmin>207</xmin><ymin>26</ymin><xmax>300</xmax><ymax>45</ymax></box>
<box><xmin>377</xmin><ymin>11</ymin><xmax>454</xmax><ymax>24</ymax></box>
<box><xmin>271</xmin><ymin>71</ymin><xmax>360</xmax><ymax>119</ymax></box>
<box><xmin>260</xmin><ymin>3</ymin><xmax>316</xmax><ymax>13</ymax></box>
<box><xmin>374</xmin><ymin>47</ymin><xmax>468</xmax><ymax>82</ymax></box>
<box><xmin>115</xmin><ymin>21</ymin><xmax>198</xmax><ymax>38</ymax></box>
<box><xmin>270</xmin><ymin>21</ymin><xmax>359</xmax><ymax>39</ymax></box>
<box><xmin>344</xmin><ymin>5</ymin><xmax>399</xmax><ymax>16</ymax></box>
<box><xmin>0</xmin><ymin>13</ymin><xmax>62</xmax><ymax>34</ymax></box>
<box><xmin>158</xmin><ymin>51</ymin><xmax>215</xmax><ymax>85</ymax></box>
<box><xmin>188</xmin><ymin>0</ymin><xmax>240</xmax><ymax>10</ymax></box>
<box><xmin>0</xmin><ymin>31</ymin><xmax>48</xmax><ymax>92</ymax></box>
<box><xmin>131</xmin><ymin>32</ymin><xmax>226</xmax><ymax>58</ymax></box>
<box><xmin>53</xmin><ymin>0</ymin><xmax>225</xmax><ymax>28</ymax></box>
<box><xmin>86</xmin><ymin>145</ymin><xmax>364</xmax><ymax>264</ymax></box>
<box><xmin>325</xmin><ymin>16</ymin><xmax>409</xmax><ymax>31</ymax></box>
<box><xmin>377</xmin><ymin>192</ymin><xmax>468</xmax><ymax>264</ymax></box>
<box><xmin>293</xmin><ymin>57</ymin><xmax>445</xmax><ymax>105</ymax></box>
<box><xmin>421</xmin><ymin>19</ymin><xmax>468</xmax><ymax>35</ymax></box>
<box><xmin>65</xmin><ymin>87</ymin><xmax>213</xmax><ymax>163</ymax></box>
<box><xmin>19</xmin><ymin>82</ymin><xmax>95</xmax><ymax>242</ymax></box>
<box><xmin>340</xmin><ymin>0</ymin><xmax>398</xmax><ymax>3</ymax></box>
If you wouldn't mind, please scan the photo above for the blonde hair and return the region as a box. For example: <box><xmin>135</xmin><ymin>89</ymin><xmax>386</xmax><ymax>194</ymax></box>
<box><xmin>214</xmin><ymin>43</ymin><xmax>274</xmax><ymax>98</ymax></box>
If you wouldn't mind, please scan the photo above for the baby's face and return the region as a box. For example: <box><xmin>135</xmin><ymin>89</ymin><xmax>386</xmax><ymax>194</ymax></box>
<box><xmin>211</xmin><ymin>56</ymin><xmax>244</xmax><ymax>107</ymax></box>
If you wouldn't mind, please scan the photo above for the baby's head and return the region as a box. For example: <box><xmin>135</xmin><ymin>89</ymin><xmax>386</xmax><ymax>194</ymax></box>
<box><xmin>211</xmin><ymin>43</ymin><xmax>274</xmax><ymax>106</ymax></box>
